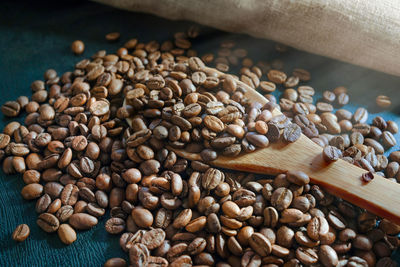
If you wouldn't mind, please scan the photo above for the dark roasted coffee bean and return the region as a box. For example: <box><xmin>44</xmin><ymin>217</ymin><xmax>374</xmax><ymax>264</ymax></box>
<box><xmin>2</xmin><ymin>101</ymin><xmax>21</xmax><ymax>117</ymax></box>
<box><xmin>56</xmin><ymin>205</ymin><xmax>74</xmax><ymax>222</ymax></box>
<box><xmin>35</xmin><ymin>193</ymin><xmax>51</xmax><ymax>214</ymax></box>
<box><xmin>105</xmin><ymin>217</ymin><xmax>126</xmax><ymax>234</ymax></box>
<box><xmin>72</xmin><ymin>135</ymin><xmax>87</xmax><ymax>151</ymax></box>
<box><xmin>37</xmin><ymin>213</ymin><xmax>59</xmax><ymax>233</ymax></box>
<box><xmin>142</xmin><ymin>228</ymin><xmax>166</xmax><ymax>250</ymax></box>
<box><xmin>202</xmin><ymin>168</ymin><xmax>224</xmax><ymax>190</ymax></box>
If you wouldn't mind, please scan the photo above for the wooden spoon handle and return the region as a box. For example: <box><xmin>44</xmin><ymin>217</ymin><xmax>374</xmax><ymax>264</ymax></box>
<box><xmin>210</xmin><ymin>136</ymin><xmax>400</xmax><ymax>225</ymax></box>
<box><xmin>199</xmin><ymin>67</ymin><xmax>400</xmax><ymax>224</ymax></box>
<box><xmin>126</xmin><ymin>66</ymin><xmax>400</xmax><ymax>224</ymax></box>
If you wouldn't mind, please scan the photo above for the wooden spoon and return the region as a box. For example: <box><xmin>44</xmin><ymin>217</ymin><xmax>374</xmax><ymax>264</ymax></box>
<box><xmin>125</xmin><ymin>67</ymin><xmax>400</xmax><ymax>224</ymax></box>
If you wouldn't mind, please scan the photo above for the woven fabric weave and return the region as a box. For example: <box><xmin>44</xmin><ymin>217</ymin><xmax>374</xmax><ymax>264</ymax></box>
<box><xmin>95</xmin><ymin>0</ymin><xmax>400</xmax><ymax>76</ymax></box>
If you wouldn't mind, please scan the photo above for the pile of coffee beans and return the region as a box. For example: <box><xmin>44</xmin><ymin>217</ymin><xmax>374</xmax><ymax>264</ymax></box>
<box><xmin>123</xmin><ymin>56</ymin><xmax>301</xmax><ymax>163</ymax></box>
<box><xmin>1</xmin><ymin>26</ymin><xmax>399</xmax><ymax>267</ymax></box>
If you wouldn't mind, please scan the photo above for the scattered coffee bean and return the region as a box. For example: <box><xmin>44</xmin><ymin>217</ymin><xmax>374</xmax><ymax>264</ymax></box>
<box><xmin>376</xmin><ymin>95</ymin><xmax>391</xmax><ymax>109</ymax></box>
<box><xmin>104</xmin><ymin>258</ymin><xmax>127</xmax><ymax>267</ymax></box>
<box><xmin>105</xmin><ymin>32</ymin><xmax>120</xmax><ymax>42</ymax></box>
<box><xmin>2</xmin><ymin>101</ymin><xmax>20</xmax><ymax>117</ymax></box>
<box><xmin>71</xmin><ymin>40</ymin><xmax>85</xmax><ymax>55</ymax></box>
<box><xmin>37</xmin><ymin>213</ymin><xmax>60</xmax><ymax>233</ymax></box>
<box><xmin>12</xmin><ymin>224</ymin><xmax>30</xmax><ymax>242</ymax></box>
<box><xmin>1</xmin><ymin>29</ymin><xmax>399</xmax><ymax>267</ymax></box>
<box><xmin>57</xmin><ymin>223</ymin><xmax>77</xmax><ymax>245</ymax></box>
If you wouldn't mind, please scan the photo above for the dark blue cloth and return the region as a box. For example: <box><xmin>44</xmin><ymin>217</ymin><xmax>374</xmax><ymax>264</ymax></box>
<box><xmin>0</xmin><ymin>0</ymin><xmax>399</xmax><ymax>266</ymax></box>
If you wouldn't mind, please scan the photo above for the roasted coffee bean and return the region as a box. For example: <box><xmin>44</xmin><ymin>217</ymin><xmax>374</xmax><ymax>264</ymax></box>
<box><xmin>56</xmin><ymin>205</ymin><xmax>74</xmax><ymax>222</ymax></box>
<box><xmin>69</xmin><ymin>213</ymin><xmax>98</xmax><ymax>230</ymax></box>
<box><xmin>376</xmin><ymin>95</ymin><xmax>391</xmax><ymax>108</ymax></box>
<box><xmin>3</xmin><ymin>30</ymin><xmax>400</xmax><ymax>267</ymax></box>
<box><xmin>307</xmin><ymin>216</ymin><xmax>329</xmax><ymax>241</ymax></box>
<box><xmin>87</xmin><ymin>203</ymin><xmax>106</xmax><ymax>217</ymax></box>
<box><xmin>141</xmin><ymin>228</ymin><xmax>166</xmax><ymax>250</ymax></box>
<box><xmin>72</xmin><ymin>135</ymin><xmax>88</xmax><ymax>151</ymax></box>
<box><xmin>271</xmin><ymin>188</ymin><xmax>293</xmax><ymax>211</ymax></box>
<box><xmin>2</xmin><ymin>101</ymin><xmax>20</xmax><ymax>117</ymax></box>
<box><xmin>71</xmin><ymin>40</ymin><xmax>85</xmax><ymax>55</ymax></box>
<box><xmin>104</xmin><ymin>258</ymin><xmax>127</xmax><ymax>267</ymax></box>
<box><xmin>249</xmin><ymin>232</ymin><xmax>272</xmax><ymax>257</ymax></box>
<box><xmin>353</xmin><ymin>235</ymin><xmax>373</xmax><ymax>250</ymax></box>
<box><xmin>287</xmin><ymin>170</ymin><xmax>309</xmax><ymax>186</ymax></box>
<box><xmin>382</xmin><ymin>131</ymin><xmax>396</xmax><ymax>147</ymax></box>
<box><xmin>37</xmin><ymin>213</ymin><xmax>60</xmax><ymax>233</ymax></box>
<box><xmin>283</xmin><ymin>124</ymin><xmax>301</xmax><ymax>143</ymax></box>
<box><xmin>60</xmin><ymin>184</ymin><xmax>79</xmax><ymax>205</ymax></box>
<box><xmin>202</xmin><ymin>168</ymin><xmax>224</xmax><ymax>190</ymax></box>
<box><xmin>323</xmin><ymin>145</ymin><xmax>342</xmax><ymax>162</ymax></box>
<box><xmin>36</xmin><ymin>194</ymin><xmax>51</xmax><ymax>214</ymax></box>
<box><xmin>296</xmin><ymin>247</ymin><xmax>318</xmax><ymax>265</ymax></box>
<box><xmin>12</xmin><ymin>224</ymin><xmax>30</xmax><ymax>242</ymax></box>
<box><xmin>246</xmin><ymin>132</ymin><xmax>269</xmax><ymax>148</ymax></box>
<box><xmin>0</xmin><ymin>133</ymin><xmax>10</xmax><ymax>149</ymax></box>
<box><xmin>21</xmin><ymin>183</ymin><xmax>43</xmax><ymax>200</ymax></box>
<box><xmin>58</xmin><ymin>223</ymin><xmax>77</xmax><ymax>245</ymax></box>
<box><xmin>353</xmin><ymin>108</ymin><xmax>368</xmax><ymax>124</ymax></box>
<box><xmin>319</xmin><ymin>245</ymin><xmax>338</xmax><ymax>267</ymax></box>
<box><xmin>105</xmin><ymin>217</ymin><xmax>126</xmax><ymax>234</ymax></box>
<box><xmin>132</xmin><ymin>207</ymin><xmax>153</xmax><ymax>228</ymax></box>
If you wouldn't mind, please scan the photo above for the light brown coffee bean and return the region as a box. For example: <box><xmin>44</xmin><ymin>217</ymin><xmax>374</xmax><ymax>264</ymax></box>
<box><xmin>307</xmin><ymin>216</ymin><xmax>329</xmax><ymax>241</ymax></box>
<box><xmin>21</xmin><ymin>183</ymin><xmax>43</xmax><ymax>200</ymax></box>
<box><xmin>246</xmin><ymin>133</ymin><xmax>269</xmax><ymax>148</ymax></box>
<box><xmin>283</xmin><ymin>124</ymin><xmax>301</xmax><ymax>143</ymax></box>
<box><xmin>287</xmin><ymin>170</ymin><xmax>310</xmax><ymax>186</ymax></box>
<box><xmin>376</xmin><ymin>95</ymin><xmax>391</xmax><ymax>108</ymax></box>
<box><xmin>203</xmin><ymin>115</ymin><xmax>224</xmax><ymax>133</ymax></box>
<box><xmin>71</xmin><ymin>40</ymin><xmax>85</xmax><ymax>55</ymax></box>
<box><xmin>352</xmin><ymin>235</ymin><xmax>372</xmax><ymax>250</ymax></box>
<box><xmin>271</xmin><ymin>187</ymin><xmax>293</xmax><ymax>211</ymax></box>
<box><xmin>382</xmin><ymin>131</ymin><xmax>396</xmax><ymax>147</ymax></box>
<box><xmin>132</xmin><ymin>207</ymin><xmax>153</xmax><ymax>228</ymax></box>
<box><xmin>105</xmin><ymin>217</ymin><xmax>126</xmax><ymax>234</ymax></box>
<box><xmin>104</xmin><ymin>258</ymin><xmax>127</xmax><ymax>267</ymax></box>
<box><xmin>90</xmin><ymin>100</ymin><xmax>109</xmax><ymax>116</ymax></box>
<box><xmin>267</xmin><ymin>70</ymin><xmax>287</xmax><ymax>84</ymax></box>
<box><xmin>323</xmin><ymin>145</ymin><xmax>342</xmax><ymax>162</ymax></box>
<box><xmin>57</xmin><ymin>223</ymin><xmax>77</xmax><ymax>245</ymax></box>
<box><xmin>353</xmin><ymin>108</ymin><xmax>368</xmax><ymax>124</ymax></box>
<box><xmin>69</xmin><ymin>213</ymin><xmax>98</xmax><ymax>230</ymax></box>
<box><xmin>12</xmin><ymin>224</ymin><xmax>30</xmax><ymax>242</ymax></box>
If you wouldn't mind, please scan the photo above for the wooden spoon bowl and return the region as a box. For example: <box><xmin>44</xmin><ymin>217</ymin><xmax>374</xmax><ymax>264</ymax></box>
<box><xmin>125</xmin><ymin>67</ymin><xmax>400</xmax><ymax>224</ymax></box>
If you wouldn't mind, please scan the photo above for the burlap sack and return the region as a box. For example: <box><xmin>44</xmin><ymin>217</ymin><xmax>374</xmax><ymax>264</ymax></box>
<box><xmin>95</xmin><ymin>0</ymin><xmax>400</xmax><ymax>77</ymax></box>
